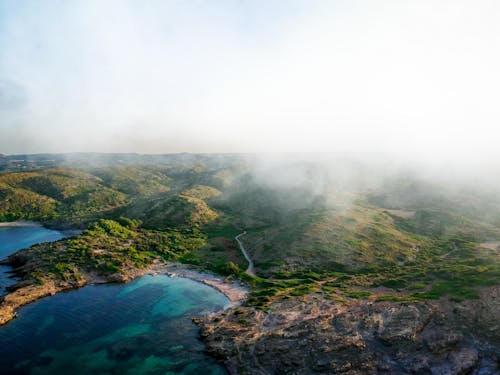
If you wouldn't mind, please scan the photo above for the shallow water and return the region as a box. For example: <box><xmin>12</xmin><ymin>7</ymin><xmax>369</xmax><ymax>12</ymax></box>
<box><xmin>0</xmin><ymin>275</ymin><xmax>230</xmax><ymax>375</ymax></box>
<box><xmin>0</xmin><ymin>226</ymin><xmax>68</xmax><ymax>295</ymax></box>
<box><xmin>0</xmin><ymin>226</ymin><xmax>230</xmax><ymax>375</ymax></box>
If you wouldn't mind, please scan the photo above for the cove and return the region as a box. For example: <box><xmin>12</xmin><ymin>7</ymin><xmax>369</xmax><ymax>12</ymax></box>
<box><xmin>0</xmin><ymin>226</ymin><xmax>230</xmax><ymax>374</ymax></box>
<box><xmin>0</xmin><ymin>274</ymin><xmax>230</xmax><ymax>375</ymax></box>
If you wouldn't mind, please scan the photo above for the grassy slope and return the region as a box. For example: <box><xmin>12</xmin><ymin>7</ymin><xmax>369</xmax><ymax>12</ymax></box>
<box><xmin>8</xmin><ymin>219</ymin><xmax>206</xmax><ymax>287</ymax></box>
<box><xmin>0</xmin><ymin>168</ymin><xmax>127</xmax><ymax>222</ymax></box>
<box><xmin>242</xmin><ymin>205</ymin><xmax>426</xmax><ymax>274</ymax></box>
<box><xmin>233</xmin><ymin>180</ymin><xmax>500</xmax><ymax>310</ymax></box>
<box><xmin>90</xmin><ymin>165</ymin><xmax>172</xmax><ymax>196</ymax></box>
<box><xmin>0</xmin><ymin>165</ymin><xmax>243</xmax><ymax>284</ymax></box>
<box><xmin>0</xmin><ymin>166</ymin><xmax>223</xmax><ymax>228</ymax></box>
<box><xmin>0</xmin><ymin>163</ymin><xmax>499</xmax><ymax>312</ymax></box>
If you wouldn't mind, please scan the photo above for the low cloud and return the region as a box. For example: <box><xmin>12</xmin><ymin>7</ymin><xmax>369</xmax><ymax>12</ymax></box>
<box><xmin>0</xmin><ymin>1</ymin><xmax>499</xmax><ymax>158</ymax></box>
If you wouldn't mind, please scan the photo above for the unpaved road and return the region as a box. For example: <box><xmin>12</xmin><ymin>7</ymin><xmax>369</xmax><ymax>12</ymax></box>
<box><xmin>235</xmin><ymin>232</ymin><xmax>255</xmax><ymax>276</ymax></box>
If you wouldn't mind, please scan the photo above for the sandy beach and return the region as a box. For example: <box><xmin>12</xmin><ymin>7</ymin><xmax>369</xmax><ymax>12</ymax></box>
<box><xmin>0</xmin><ymin>221</ymin><xmax>43</xmax><ymax>227</ymax></box>
<box><xmin>0</xmin><ymin>260</ymin><xmax>248</xmax><ymax>326</ymax></box>
<box><xmin>161</xmin><ymin>263</ymin><xmax>248</xmax><ymax>304</ymax></box>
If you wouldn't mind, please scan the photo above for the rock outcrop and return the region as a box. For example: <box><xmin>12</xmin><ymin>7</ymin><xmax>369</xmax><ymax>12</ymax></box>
<box><xmin>199</xmin><ymin>287</ymin><xmax>500</xmax><ymax>374</ymax></box>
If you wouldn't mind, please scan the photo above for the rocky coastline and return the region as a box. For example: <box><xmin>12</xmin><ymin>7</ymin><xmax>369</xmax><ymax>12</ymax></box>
<box><xmin>0</xmin><ymin>259</ymin><xmax>247</xmax><ymax>326</ymax></box>
<box><xmin>197</xmin><ymin>287</ymin><xmax>500</xmax><ymax>375</ymax></box>
<box><xmin>1</xmin><ymin>220</ymin><xmax>498</xmax><ymax>374</ymax></box>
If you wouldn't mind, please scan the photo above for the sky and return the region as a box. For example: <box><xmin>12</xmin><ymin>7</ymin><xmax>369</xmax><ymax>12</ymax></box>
<box><xmin>0</xmin><ymin>0</ymin><xmax>499</xmax><ymax>159</ymax></box>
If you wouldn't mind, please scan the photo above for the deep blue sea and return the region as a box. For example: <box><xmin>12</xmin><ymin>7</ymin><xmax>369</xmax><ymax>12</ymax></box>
<box><xmin>0</xmin><ymin>225</ymin><xmax>68</xmax><ymax>296</ymax></box>
<box><xmin>0</xmin><ymin>226</ymin><xmax>229</xmax><ymax>375</ymax></box>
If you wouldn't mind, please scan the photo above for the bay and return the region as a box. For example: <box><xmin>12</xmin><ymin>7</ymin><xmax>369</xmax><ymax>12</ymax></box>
<box><xmin>0</xmin><ymin>227</ymin><xmax>229</xmax><ymax>375</ymax></box>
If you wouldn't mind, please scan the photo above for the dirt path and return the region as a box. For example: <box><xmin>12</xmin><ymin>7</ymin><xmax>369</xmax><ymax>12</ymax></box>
<box><xmin>235</xmin><ymin>231</ymin><xmax>255</xmax><ymax>276</ymax></box>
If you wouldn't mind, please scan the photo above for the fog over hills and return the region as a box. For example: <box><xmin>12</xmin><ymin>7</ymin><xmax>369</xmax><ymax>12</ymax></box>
<box><xmin>1</xmin><ymin>0</ymin><xmax>499</xmax><ymax>374</ymax></box>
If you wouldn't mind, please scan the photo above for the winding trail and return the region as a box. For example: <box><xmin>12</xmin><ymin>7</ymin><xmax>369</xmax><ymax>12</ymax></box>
<box><xmin>235</xmin><ymin>231</ymin><xmax>255</xmax><ymax>276</ymax></box>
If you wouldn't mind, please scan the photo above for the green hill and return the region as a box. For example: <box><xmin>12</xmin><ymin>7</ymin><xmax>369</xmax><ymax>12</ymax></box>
<box><xmin>91</xmin><ymin>165</ymin><xmax>171</xmax><ymax>196</ymax></box>
<box><xmin>241</xmin><ymin>205</ymin><xmax>428</xmax><ymax>275</ymax></box>
<box><xmin>0</xmin><ymin>168</ymin><xmax>127</xmax><ymax>224</ymax></box>
<box><xmin>0</xmin><ymin>157</ymin><xmax>499</xmax><ymax>308</ymax></box>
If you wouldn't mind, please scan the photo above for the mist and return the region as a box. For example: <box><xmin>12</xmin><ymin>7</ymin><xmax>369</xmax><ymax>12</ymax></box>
<box><xmin>0</xmin><ymin>0</ymin><xmax>499</xmax><ymax>160</ymax></box>
<box><xmin>1</xmin><ymin>3</ymin><xmax>500</xmax><ymax>370</ymax></box>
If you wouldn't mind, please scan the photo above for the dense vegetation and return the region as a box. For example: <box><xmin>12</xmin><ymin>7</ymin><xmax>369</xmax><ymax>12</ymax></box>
<box><xmin>12</xmin><ymin>219</ymin><xmax>207</xmax><ymax>286</ymax></box>
<box><xmin>1</xmin><ymin>154</ymin><xmax>499</xmax><ymax>311</ymax></box>
<box><xmin>0</xmin><ymin>168</ymin><xmax>127</xmax><ymax>223</ymax></box>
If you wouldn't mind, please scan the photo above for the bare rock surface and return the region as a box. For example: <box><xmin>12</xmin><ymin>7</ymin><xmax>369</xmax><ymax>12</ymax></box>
<box><xmin>199</xmin><ymin>288</ymin><xmax>500</xmax><ymax>375</ymax></box>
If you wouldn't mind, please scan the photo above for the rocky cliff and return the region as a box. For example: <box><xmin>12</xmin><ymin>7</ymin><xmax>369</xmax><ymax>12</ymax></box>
<box><xmin>198</xmin><ymin>287</ymin><xmax>500</xmax><ymax>374</ymax></box>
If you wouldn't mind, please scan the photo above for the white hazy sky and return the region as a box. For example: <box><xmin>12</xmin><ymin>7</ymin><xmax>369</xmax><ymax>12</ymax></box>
<box><xmin>0</xmin><ymin>0</ymin><xmax>499</xmax><ymax>158</ymax></box>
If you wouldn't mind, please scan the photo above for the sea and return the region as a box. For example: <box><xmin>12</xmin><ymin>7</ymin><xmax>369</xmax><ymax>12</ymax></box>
<box><xmin>0</xmin><ymin>225</ymin><xmax>229</xmax><ymax>375</ymax></box>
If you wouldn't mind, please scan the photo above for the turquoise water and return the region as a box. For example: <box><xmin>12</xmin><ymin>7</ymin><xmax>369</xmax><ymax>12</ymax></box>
<box><xmin>0</xmin><ymin>225</ymin><xmax>68</xmax><ymax>295</ymax></box>
<box><xmin>0</xmin><ymin>228</ymin><xmax>230</xmax><ymax>375</ymax></box>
